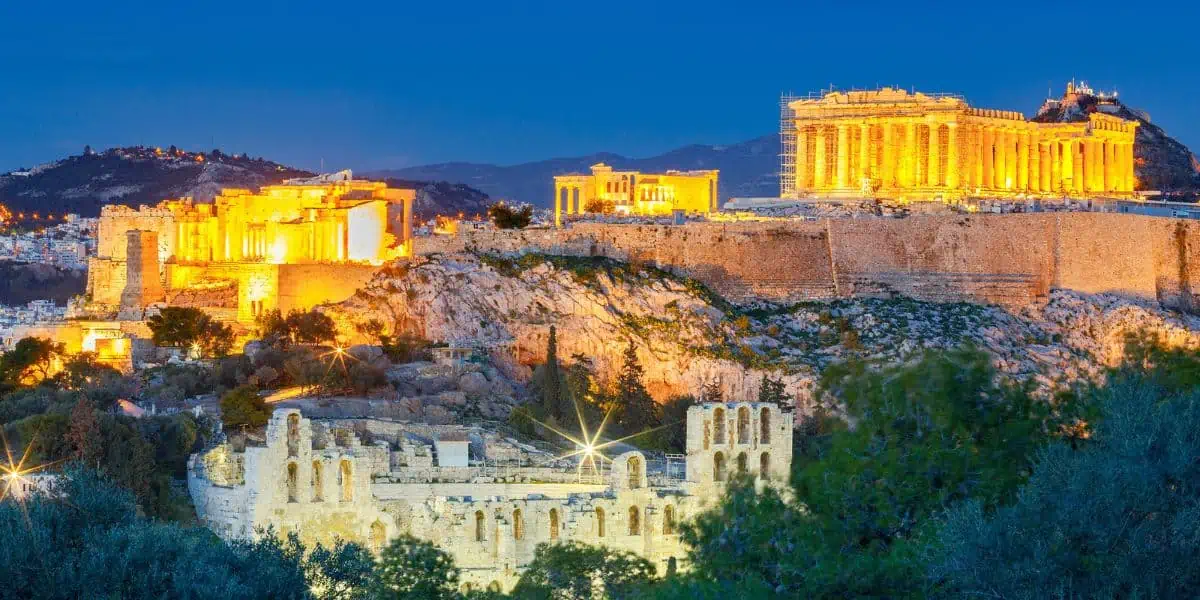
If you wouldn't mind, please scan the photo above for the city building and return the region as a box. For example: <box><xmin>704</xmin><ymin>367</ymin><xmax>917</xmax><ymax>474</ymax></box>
<box><xmin>188</xmin><ymin>401</ymin><xmax>793</xmax><ymax>592</ymax></box>
<box><xmin>84</xmin><ymin>172</ymin><xmax>416</xmax><ymax>322</ymax></box>
<box><xmin>553</xmin><ymin>163</ymin><xmax>719</xmax><ymax>226</ymax></box>
<box><xmin>779</xmin><ymin>87</ymin><xmax>1138</xmax><ymax>202</ymax></box>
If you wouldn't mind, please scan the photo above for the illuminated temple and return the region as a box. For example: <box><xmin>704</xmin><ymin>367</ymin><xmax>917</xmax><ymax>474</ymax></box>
<box><xmin>86</xmin><ymin>172</ymin><xmax>415</xmax><ymax>323</ymax></box>
<box><xmin>553</xmin><ymin>163</ymin><xmax>719</xmax><ymax>226</ymax></box>
<box><xmin>781</xmin><ymin>87</ymin><xmax>1139</xmax><ymax>201</ymax></box>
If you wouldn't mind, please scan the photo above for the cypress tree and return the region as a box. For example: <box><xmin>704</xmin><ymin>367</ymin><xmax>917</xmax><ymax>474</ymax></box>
<box><xmin>616</xmin><ymin>343</ymin><xmax>659</xmax><ymax>434</ymax></box>
<box><xmin>541</xmin><ymin>326</ymin><xmax>563</xmax><ymax>419</ymax></box>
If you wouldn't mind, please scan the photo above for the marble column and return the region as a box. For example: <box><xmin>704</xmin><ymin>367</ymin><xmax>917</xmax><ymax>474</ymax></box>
<box><xmin>796</xmin><ymin>127</ymin><xmax>809</xmax><ymax>191</ymax></box>
<box><xmin>1029</xmin><ymin>138</ymin><xmax>1041</xmax><ymax>193</ymax></box>
<box><xmin>981</xmin><ymin>127</ymin><xmax>994</xmax><ymax>191</ymax></box>
<box><xmin>1072</xmin><ymin>141</ymin><xmax>1084</xmax><ymax>194</ymax></box>
<box><xmin>814</xmin><ymin>126</ymin><xmax>827</xmax><ymax>188</ymax></box>
<box><xmin>882</xmin><ymin>123</ymin><xmax>895</xmax><ymax>187</ymax></box>
<box><xmin>1103</xmin><ymin>139</ymin><xmax>1114</xmax><ymax>193</ymax></box>
<box><xmin>903</xmin><ymin>121</ymin><xmax>917</xmax><ymax>188</ymax></box>
<box><xmin>1050</xmin><ymin>140</ymin><xmax>1061</xmax><ymax>194</ymax></box>
<box><xmin>1017</xmin><ymin>132</ymin><xmax>1030</xmax><ymax>192</ymax></box>
<box><xmin>925</xmin><ymin>124</ymin><xmax>939</xmax><ymax>186</ymax></box>
<box><xmin>946</xmin><ymin>123</ymin><xmax>960</xmax><ymax>189</ymax></box>
<box><xmin>858</xmin><ymin>124</ymin><xmax>871</xmax><ymax>184</ymax></box>
<box><xmin>993</xmin><ymin>129</ymin><xmax>1007</xmax><ymax>190</ymax></box>
<box><xmin>836</xmin><ymin>124</ymin><xmax>850</xmax><ymax>189</ymax></box>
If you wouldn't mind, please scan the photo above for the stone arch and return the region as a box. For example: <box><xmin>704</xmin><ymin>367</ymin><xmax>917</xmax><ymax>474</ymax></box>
<box><xmin>487</xmin><ymin>581</ymin><xmax>502</xmax><ymax>593</ymax></box>
<box><xmin>737</xmin><ymin>452</ymin><xmax>748</xmax><ymax>474</ymax></box>
<box><xmin>713</xmin><ymin>408</ymin><xmax>726</xmax><ymax>444</ymax></box>
<box><xmin>475</xmin><ymin>510</ymin><xmax>486</xmax><ymax>542</ymax></box>
<box><xmin>311</xmin><ymin>460</ymin><xmax>324</xmax><ymax>502</ymax></box>
<box><xmin>627</xmin><ymin>455</ymin><xmax>643</xmax><ymax>489</ymax></box>
<box><xmin>339</xmin><ymin>459</ymin><xmax>353</xmax><ymax>502</ymax></box>
<box><xmin>761</xmin><ymin>407</ymin><xmax>772</xmax><ymax>443</ymax></box>
<box><xmin>287</xmin><ymin>413</ymin><xmax>300</xmax><ymax>458</ymax></box>
<box><xmin>737</xmin><ymin>406</ymin><xmax>750</xmax><ymax>444</ymax></box>
<box><xmin>286</xmin><ymin>462</ymin><xmax>298</xmax><ymax>503</ymax></box>
<box><xmin>370</xmin><ymin>520</ymin><xmax>386</xmax><ymax>554</ymax></box>
<box><xmin>663</xmin><ymin>504</ymin><xmax>676</xmax><ymax>535</ymax></box>
<box><xmin>713</xmin><ymin>451</ymin><xmax>726</xmax><ymax>482</ymax></box>
<box><xmin>513</xmin><ymin>509</ymin><xmax>524</xmax><ymax>540</ymax></box>
<box><xmin>549</xmin><ymin>508</ymin><xmax>559</xmax><ymax>540</ymax></box>
<box><xmin>596</xmin><ymin>507</ymin><xmax>606</xmax><ymax>538</ymax></box>
<box><xmin>760</xmin><ymin>452</ymin><xmax>771</xmax><ymax>480</ymax></box>
<box><xmin>628</xmin><ymin>506</ymin><xmax>641</xmax><ymax>536</ymax></box>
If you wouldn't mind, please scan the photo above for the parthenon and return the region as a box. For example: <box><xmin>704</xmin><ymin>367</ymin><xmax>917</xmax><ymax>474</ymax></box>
<box><xmin>782</xmin><ymin>88</ymin><xmax>1138</xmax><ymax>201</ymax></box>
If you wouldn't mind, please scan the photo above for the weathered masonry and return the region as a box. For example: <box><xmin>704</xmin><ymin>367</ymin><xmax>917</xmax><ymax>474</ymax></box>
<box><xmin>188</xmin><ymin>401</ymin><xmax>793</xmax><ymax>592</ymax></box>
<box><xmin>782</xmin><ymin>87</ymin><xmax>1137</xmax><ymax>201</ymax></box>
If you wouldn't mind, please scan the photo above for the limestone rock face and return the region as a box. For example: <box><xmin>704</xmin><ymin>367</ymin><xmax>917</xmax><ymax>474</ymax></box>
<box><xmin>328</xmin><ymin>254</ymin><xmax>1200</xmax><ymax>415</ymax></box>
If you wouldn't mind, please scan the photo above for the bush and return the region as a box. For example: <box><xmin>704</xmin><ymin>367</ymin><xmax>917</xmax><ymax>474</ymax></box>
<box><xmin>146</xmin><ymin>307</ymin><xmax>234</xmax><ymax>357</ymax></box>
<box><xmin>488</xmin><ymin>202</ymin><xmax>532</xmax><ymax>229</ymax></box>
<box><xmin>219</xmin><ymin>385</ymin><xmax>270</xmax><ymax>432</ymax></box>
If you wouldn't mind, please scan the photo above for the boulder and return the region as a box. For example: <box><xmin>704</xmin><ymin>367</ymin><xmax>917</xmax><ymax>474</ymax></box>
<box><xmin>350</xmin><ymin>344</ymin><xmax>384</xmax><ymax>363</ymax></box>
<box><xmin>436</xmin><ymin>391</ymin><xmax>468</xmax><ymax>407</ymax></box>
<box><xmin>416</xmin><ymin>375</ymin><xmax>456</xmax><ymax>395</ymax></box>
<box><xmin>458</xmin><ymin>372</ymin><xmax>491</xmax><ymax>397</ymax></box>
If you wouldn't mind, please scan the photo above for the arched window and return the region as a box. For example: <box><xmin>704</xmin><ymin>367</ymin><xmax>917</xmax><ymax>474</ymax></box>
<box><xmin>596</xmin><ymin>507</ymin><xmax>606</xmax><ymax>538</ymax></box>
<box><xmin>737</xmin><ymin>406</ymin><xmax>750</xmax><ymax>444</ymax></box>
<box><xmin>663</xmin><ymin>505</ymin><xmax>676</xmax><ymax>535</ymax></box>
<box><xmin>760</xmin><ymin>407</ymin><xmax>771</xmax><ymax>444</ymax></box>
<box><xmin>311</xmin><ymin>461</ymin><xmax>323</xmax><ymax>502</ymax></box>
<box><xmin>474</xmin><ymin>511</ymin><xmax>486</xmax><ymax>542</ymax></box>
<box><xmin>370</xmin><ymin>521</ymin><xmax>386</xmax><ymax>554</ymax></box>
<box><xmin>513</xmin><ymin>509</ymin><xmax>524</xmax><ymax>540</ymax></box>
<box><xmin>713</xmin><ymin>408</ymin><xmax>726</xmax><ymax>444</ymax></box>
<box><xmin>737</xmin><ymin>452</ymin><xmax>748</xmax><ymax>474</ymax></box>
<box><xmin>487</xmin><ymin>581</ymin><xmax>502</xmax><ymax>593</ymax></box>
<box><xmin>713</xmin><ymin>452</ymin><xmax>726</xmax><ymax>482</ymax></box>
<box><xmin>627</xmin><ymin>456</ymin><xmax>642</xmax><ymax>489</ymax></box>
<box><xmin>286</xmin><ymin>462</ymin><xmax>298</xmax><ymax>503</ymax></box>
<box><xmin>549</xmin><ymin>508</ymin><xmax>559</xmax><ymax>540</ymax></box>
<box><xmin>287</xmin><ymin>414</ymin><xmax>300</xmax><ymax>458</ymax></box>
<box><xmin>760</xmin><ymin>452</ymin><xmax>771</xmax><ymax>480</ymax></box>
<box><xmin>339</xmin><ymin>459</ymin><xmax>353</xmax><ymax>502</ymax></box>
<box><xmin>628</xmin><ymin>506</ymin><xmax>640</xmax><ymax>536</ymax></box>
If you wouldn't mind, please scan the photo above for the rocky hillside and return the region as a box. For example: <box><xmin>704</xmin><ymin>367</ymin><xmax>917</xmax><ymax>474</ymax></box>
<box><xmin>0</xmin><ymin>147</ymin><xmax>312</xmax><ymax>217</ymax></box>
<box><xmin>1032</xmin><ymin>89</ymin><xmax>1200</xmax><ymax>197</ymax></box>
<box><xmin>380</xmin><ymin>178</ymin><xmax>492</xmax><ymax>221</ymax></box>
<box><xmin>326</xmin><ymin>253</ymin><xmax>1200</xmax><ymax>412</ymax></box>
<box><xmin>367</xmin><ymin>135</ymin><xmax>780</xmax><ymax>209</ymax></box>
<box><xmin>0</xmin><ymin>262</ymin><xmax>86</xmax><ymax>305</ymax></box>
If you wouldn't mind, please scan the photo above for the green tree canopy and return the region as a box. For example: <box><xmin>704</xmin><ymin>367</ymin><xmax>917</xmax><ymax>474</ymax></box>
<box><xmin>369</xmin><ymin>534</ymin><xmax>462</xmax><ymax>600</ymax></box>
<box><xmin>219</xmin><ymin>385</ymin><xmax>271</xmax><ymax>432</ymax></box>
<box><xmin>488</xmin><ymin>203</ymin><xmax>533</xmax><ymax>229</ymax></box>
<box><xmin>510</xmin><ymin>541</ymin><xmax>657</xmax><ymax>600</ymax></box>
<box><xmin>146</xmin><ymin>306</ymin><xmax>234</xmax><ymax>357</ymax></box>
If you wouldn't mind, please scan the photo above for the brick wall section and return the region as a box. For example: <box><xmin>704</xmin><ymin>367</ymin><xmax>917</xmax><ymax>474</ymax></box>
<box><xmin>419</xmin><ymin>214</ymin><xmax>1200</xmax><ymax>310</ymax></box>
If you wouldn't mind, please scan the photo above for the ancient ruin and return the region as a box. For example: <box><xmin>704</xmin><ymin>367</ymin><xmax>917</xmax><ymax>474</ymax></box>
<box><xmin>780</xmin><ymin>87</ymin><xmax>1138</xmax><ymax>201</ymax></box>
<box><xmin>553</xmin><ymin>163</ymin><xmax>719</xmax><ymax>226</ymax></box>
<box><xmin>188</xmin><ymin>401</ymin><xmax>793</xmax><ymax>591</ymax></box>
<box><xmin>84</xmin><ymin>172</ymin><xmax>415</xmax><ymax>322</ymax></box>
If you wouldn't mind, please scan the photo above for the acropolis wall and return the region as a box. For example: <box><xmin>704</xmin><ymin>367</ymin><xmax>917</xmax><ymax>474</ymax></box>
<box><xmin>419</xmin><ymin>213</ymin><xmax>1200</xmax><ymax>311</ymax></box>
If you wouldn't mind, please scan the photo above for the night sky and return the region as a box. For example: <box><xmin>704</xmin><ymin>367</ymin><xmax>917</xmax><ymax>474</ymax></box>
<box><xmin>2</xmin><ymin>0</ymin><xmax>1196</xmax><ymax>174</ymax></box>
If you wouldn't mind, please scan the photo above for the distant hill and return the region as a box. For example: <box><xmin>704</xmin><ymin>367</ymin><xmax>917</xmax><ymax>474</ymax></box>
<box><xmin>381</xmin><ymin>178</ymin><xmax>492</xmax><ymax>221</ymax></box>
<box><xmin>0</xmin><ymin>147</ymin><xmax>496</xmax><ymax>220</ymax></box>
<box><xmin>0</xmin><ymin>147</ymin><xmax>313</xmax><ymax>217</ymax></box>
<box><xmin>1031</xmin><ymin>85</ymin><xmax>1200</xmax><ymax>198</ymax></box>
<box><xmin>0</xmin><ymin>263</ymin><xmax>86</xmax><ymax>305</ymax></box>
<box><xmin>367</xmin><ymin>135</ymin><xmax>780</xmax><ymax>208</ymax></box>
<box><xmin>373</xmin><ymin>91</ymin><xmax>1199</xmax><ymax>206</ymax></box>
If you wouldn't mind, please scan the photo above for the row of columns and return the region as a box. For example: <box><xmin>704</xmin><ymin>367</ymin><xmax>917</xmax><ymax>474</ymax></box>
<box><xmin>796</xmin><ymin>120</ymin><xmax>1136</xmax><ymax>196</ymax></box>
<box><xmin>797</xmin><ymin>121</ymin><xmax>961</xmax><ymax>191</ymax></box>
<box><xmin>963</xmin><ymin>125</ymin><xmax>1134</xmax><ymax>195</ymax></box>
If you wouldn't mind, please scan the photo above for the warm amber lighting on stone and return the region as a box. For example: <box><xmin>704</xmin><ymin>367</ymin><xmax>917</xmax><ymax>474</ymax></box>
<box><xmin>553</xmin><ymin>163</ymin><xmax>719</xmax><ymax>227</ymax></box>
<box><xmin>784</xmin><ymin>87</ymin><xmax>1138</xmax><ymax>202</ymax></box>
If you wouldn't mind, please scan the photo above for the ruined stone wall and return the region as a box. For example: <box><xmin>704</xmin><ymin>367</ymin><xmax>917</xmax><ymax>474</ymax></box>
<box><xmin>418</xmin><ymin>214</ymin><xmax>1200</xmax><ymax>310</ymax></box>
<box><xmin>276</xmin><ymin>264</ymin><xmax>380</xmax><ymax>315</ymax></box>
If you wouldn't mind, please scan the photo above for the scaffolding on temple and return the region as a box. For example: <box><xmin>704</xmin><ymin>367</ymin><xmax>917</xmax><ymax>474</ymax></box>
<box><xmin>779</xmin><ymin>94</ymin><xmax>798</xmax><ymax>199</ymax></box>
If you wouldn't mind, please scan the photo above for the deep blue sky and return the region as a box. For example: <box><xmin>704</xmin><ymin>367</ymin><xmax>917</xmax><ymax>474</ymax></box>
<box><xmin>2</xmin><ymin>0</ymin><xmax>1196</xmax><ymax>174</ymax></box>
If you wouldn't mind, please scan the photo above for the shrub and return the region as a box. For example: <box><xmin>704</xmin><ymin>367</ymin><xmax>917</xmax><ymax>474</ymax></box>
<box><xmin>218</xmin><ymin>385</ymin><xmax>270</xmax><ymax>432</ymax></box>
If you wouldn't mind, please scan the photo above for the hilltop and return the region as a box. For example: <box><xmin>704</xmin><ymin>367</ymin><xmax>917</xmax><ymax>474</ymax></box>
<box><xmin>0</xmin><ymin>147</ymin><xmax>495</xmax><ymax>220</ymax></box>
<box><xmin>0</xmin><ymin>147</ymin><xmax>312</xmax><ymax>217</ymax></box>
<box><xmin>374</xmin><ymin>89</ymin><xmax>1199</xmax><ymax>206</ymax></box>
<box><xmin>1031</xmin><ymin>83</ymin><xmax>1200</xmax><ymax>197</ymax></box>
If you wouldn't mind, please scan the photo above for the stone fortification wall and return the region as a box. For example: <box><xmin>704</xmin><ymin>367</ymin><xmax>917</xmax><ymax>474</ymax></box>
<box><xmin>419</xmin><ymin>214</ymin><xmax>1200</xmax><ymax>310</ymax></box>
